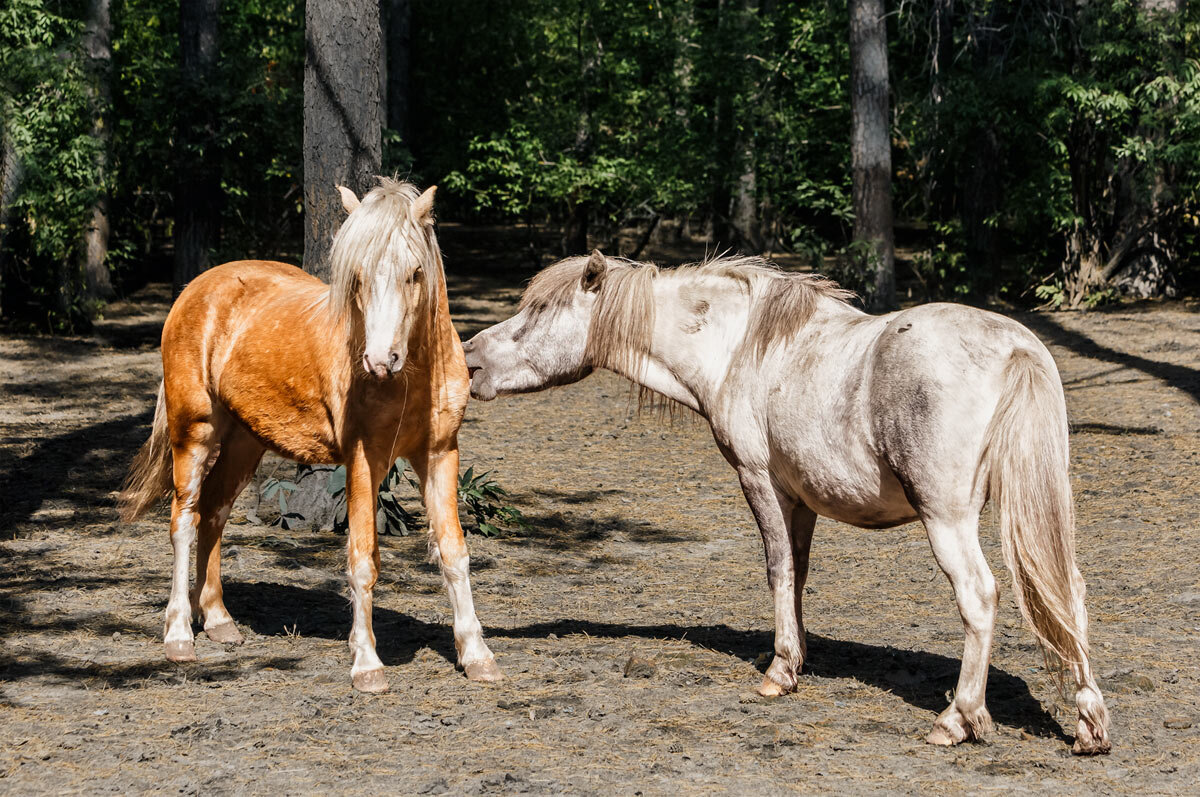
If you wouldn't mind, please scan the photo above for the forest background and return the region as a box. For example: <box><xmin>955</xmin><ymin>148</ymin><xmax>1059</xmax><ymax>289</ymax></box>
<box><xmin>1</xmin><ymin>0</ymin><xmax>1198</xmax><ymax>332</ymax></box>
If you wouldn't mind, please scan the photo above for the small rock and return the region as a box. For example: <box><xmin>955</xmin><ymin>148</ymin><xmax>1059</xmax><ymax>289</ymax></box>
<box><xmin>1163</xmin><ymin>717</ymin><xmax>1192</xmax><ymax>730</ymax></box>
<box><xmin>623</xmin><ymin>656</ymin><xmax>655</xmax><ymax>678</ymax></box>
<box><xmin>111</xmin><ymin>631</ymin><xmax>121</xmax><ymax>640</ymax></box>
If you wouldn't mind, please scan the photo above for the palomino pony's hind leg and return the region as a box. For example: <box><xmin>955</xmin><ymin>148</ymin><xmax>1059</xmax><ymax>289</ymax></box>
<box><xmin>192</xmin><ymin>426</ymin><xmax>264</xmax><ymax>645</ymax></box>
<box><xmin>922</xmin><ymin>512</ymin><xmax>1000</xmax><ymax>745</ymax></box>
<box><xmin>163</xmin><ymin>413</ymin><xmax>225</xmax><ymax>662</ymax></box>
<box><xmin>737</xmin><ymin>468</ymin><xmax>803</xmax><ymax>697</ymax></box>
<box><xmin>413</xmin><ymin>448</ymin><xmax>501</xmax><ymax>681</ymax></box>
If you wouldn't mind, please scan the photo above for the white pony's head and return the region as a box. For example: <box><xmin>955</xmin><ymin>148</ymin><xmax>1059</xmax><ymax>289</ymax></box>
<box><xmin>329</xmin><ymin>179</ymin><xmax>442</xmax><ymax>378</ymax></box>
<box><xmin>462</xmin><ymin>250</ymin><xmax>620</xmax><ymax>399</ymax></box>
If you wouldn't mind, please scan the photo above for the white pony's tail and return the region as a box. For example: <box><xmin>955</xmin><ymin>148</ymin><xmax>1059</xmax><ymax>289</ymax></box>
<box><xmin>118</xmin><ymin>382</ymin><xmax>173</xmax><ymax>521</ymax></box>
<box><xmin>982</xmin><ymin>350</ymin><xmax>1091</xmax><ymax>675</ymax></box>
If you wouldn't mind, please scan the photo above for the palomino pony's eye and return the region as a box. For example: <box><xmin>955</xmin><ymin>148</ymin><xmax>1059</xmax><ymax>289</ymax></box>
<box><xmin>408</xmin><ymin>268</ymin><xmax>423</xmax><ymax>284</ymax></box>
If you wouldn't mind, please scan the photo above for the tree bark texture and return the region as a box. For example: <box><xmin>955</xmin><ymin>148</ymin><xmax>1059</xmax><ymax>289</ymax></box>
<box><xmin>382</xmin><ymin>0</ymin><xmax>411</xmax><ymax>139</ymax></box>
<box><xmin>174</xmin><ymin>0</ymin><xmax>221</xmax><ymax>295</ymax></box>
<box><xmin>849</xmin><ymin>0</ymin><xmax>895</xmax><ymax>310</ymax></box>
<box><xmin>304</xmin><ymin>0</ymin><xmax>382</xmax><ymax>280</ymax></box>
<box><xmin>0</xmin><ymin>130</ymin><xmax>23</xmax><ymax>315</ymax></box>
<box><xmin>81</xmin><ymin>0</ymin><xmax>115</xmax><ymax>302</ymax></box>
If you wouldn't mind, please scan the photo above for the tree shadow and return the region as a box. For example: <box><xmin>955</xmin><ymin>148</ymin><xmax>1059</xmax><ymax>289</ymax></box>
<box><xmin>0</xmin><ymin>408</ymin><xmax>154</xmax><ymax>535</ymax></box>
<box><xmin>222</xmin><ymin>580</ymin><xmax>459</xmax><ymax>669</ymax></box>
<box><xmin>491</xmin><ymin>618</ymin><xmax>1070</xmax><ymax>743</ymax></box>
<box><xmin>1022</xmin><ymin>312</ymin><xmax>1200</xmax><ymax>404</ymax></box>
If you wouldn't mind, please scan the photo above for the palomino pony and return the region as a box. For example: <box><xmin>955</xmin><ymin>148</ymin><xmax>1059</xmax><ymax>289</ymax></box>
<box><xmin>462</xmin><ymin>250</ymin><xmax>1111</xmax><ymax>754</ymax></box>
<box><xmin>119</xmin><ymin>179</ymin><xmax>501</xmax><ymax>692</ymax></box>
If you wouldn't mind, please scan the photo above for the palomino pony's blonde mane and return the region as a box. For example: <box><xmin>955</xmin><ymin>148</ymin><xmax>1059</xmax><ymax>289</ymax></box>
<box><xmin>520</xmin><ymin>254</ymin><xmax>855</xmax><ymax>376</ymax></box>
<box><xmin>326</xmin><ymin>177</ymin><xmax>445</xmax><ymax>327</ymax></box>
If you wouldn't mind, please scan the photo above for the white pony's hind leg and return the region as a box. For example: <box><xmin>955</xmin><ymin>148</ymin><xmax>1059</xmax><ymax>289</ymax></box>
<box><xmin>737</xmin><ymin>469</ymin><xmax>803</xmax><ymax>697</ymax></box>
<box><xmin>790</xmin><ymin>505</ymin><xmax>818</xmax><ymax>665</ymax></box>
<box><xmin>923</xmin><ymin>513</ymin><xmax>999</xmax><ymax>745</ymax></box>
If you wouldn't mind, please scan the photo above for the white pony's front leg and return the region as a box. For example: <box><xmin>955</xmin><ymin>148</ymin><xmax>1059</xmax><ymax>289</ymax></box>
<box><xmin>738</xmin><ymin>468</ymin><xmax>804</xmax><ymax>696</ymax></box>
<box><xmin>163</xmin><ymin>436</ymin><xmax>212</xmax><ymax>662</ymax></box>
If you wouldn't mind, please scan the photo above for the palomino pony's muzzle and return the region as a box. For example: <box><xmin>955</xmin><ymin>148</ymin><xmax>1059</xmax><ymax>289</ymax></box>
<box><xmin>363</xmin><ymin>349</ymin><xmax>404</xmax><ymax>378</ymax></box>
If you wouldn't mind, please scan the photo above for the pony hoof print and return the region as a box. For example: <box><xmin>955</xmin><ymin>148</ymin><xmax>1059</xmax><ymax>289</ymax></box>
<box><xmin>352</xmin><ymin>669</ymin><xmax>390</xmax><ymax>694</ymax></box>
<box><xmin>164</xmin><ymin>640</ymin><xmax>197</xmax><ymax>662</ymax></box>
<box><xmin>204</xmin><ymin>622</ymin><xmax>244</xmax><ymax>645</ymax></box>
<box><xmin>464</xmin><ymin>659</ymin><xmax>504</xmax><ymax>682</ymax></box>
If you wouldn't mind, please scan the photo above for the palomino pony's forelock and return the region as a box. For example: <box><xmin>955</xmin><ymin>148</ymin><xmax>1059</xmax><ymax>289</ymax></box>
<box><xmin>518</xmin><ymin>253</ymin><xmax>855</xmax><ymax>377</ymax></box>
<box><xmin>325</xmin><ymin>177</ymin><xmax>444</xmax><ymax>328</ymax></box>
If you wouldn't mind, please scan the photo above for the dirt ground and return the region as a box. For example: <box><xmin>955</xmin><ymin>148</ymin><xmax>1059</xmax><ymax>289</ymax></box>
<box><xmin>2</xmin><ymin>233</ymin><xmax>1199</xmax><ymax>794</ymax></box>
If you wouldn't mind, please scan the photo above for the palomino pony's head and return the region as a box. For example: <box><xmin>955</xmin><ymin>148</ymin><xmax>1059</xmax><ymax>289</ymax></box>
<box><xmin>329</xmin><ymin>178</ymin><xmax>443</xmax><ymax>378</ymax></box>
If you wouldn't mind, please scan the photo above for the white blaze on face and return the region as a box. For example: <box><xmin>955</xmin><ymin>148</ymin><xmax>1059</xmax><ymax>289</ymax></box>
<box><xmin>362</xmin><ymin>258</ymin><xmax>407</xmax><ymax>374</ymax></box>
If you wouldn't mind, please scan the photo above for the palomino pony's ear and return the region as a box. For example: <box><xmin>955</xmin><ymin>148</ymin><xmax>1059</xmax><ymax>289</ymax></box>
<box><xmin>411</xmin><ymin>185</ymin><xmax>437</xmax><ymax>226</ymax></box>
<box><xmin>336</xmin><ymin>185</ymin><xmax>360</xmax><ymax>214</ymax></box>
<box><xmin>582</xmin><ymin>249</ymin><xmax>607</xmax><ymax>292</ymax></box>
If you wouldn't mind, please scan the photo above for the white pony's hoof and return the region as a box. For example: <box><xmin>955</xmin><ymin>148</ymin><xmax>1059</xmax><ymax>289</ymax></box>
<box><xmin>352</xmin><ymin>669</ymin><xmax>389</xmax><ymax>693</ymax></box>
<box><xmin>464</xmin><ymin>659</ymin><xmax>504</xmax><ymax>682</ymax></box>
<box><xmin>164</xmin><ymin>640</ymin><xmax>196</xmax><ymax>662</ymax></box>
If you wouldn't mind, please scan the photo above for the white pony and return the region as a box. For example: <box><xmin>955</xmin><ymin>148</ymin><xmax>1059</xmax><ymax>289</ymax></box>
<box><xmin>462</xmin><ymin>250</ymin><xmax>1110</xmax><ymax>754</ymax></box>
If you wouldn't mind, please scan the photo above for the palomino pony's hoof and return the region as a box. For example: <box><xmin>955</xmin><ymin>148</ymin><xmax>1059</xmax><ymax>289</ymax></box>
<box><xmin>464</xmin><ymin>659</ymin><xmax>504</xmax><ymax>682</ymax></box>
<box><xmin>925</xmin><ymin>725</ymin><xmax>963</xmax><ymax>746</ymax></box>
<box><xmin>352</xmin><ymin>669</ymin><xmax>390</xmax><ymax>694</ymax></box>
<box><xmin>204</xmin><ymin>622</ymin><xmax>244</xmax><ymax>645</ymax></box>
<box><xmin>164</xmin><ymin>640</ymin><xmax>197</xmax><ymax>662</ymax></box>
<box><xmin>756</xmin><ymin>675</ymin><xmax>792</xmax><ymax>698</ymax></box>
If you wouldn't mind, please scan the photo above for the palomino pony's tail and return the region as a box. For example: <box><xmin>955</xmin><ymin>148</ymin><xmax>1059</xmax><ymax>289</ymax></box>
<box><xmin>982</xmin><ymin>350</ymin><xmax>1094</xmax><ymax>682</ymax></box>
<box><xmin>118</xmin><ymin>382</ymin><xmax>173</xmax><ymax>522</ymax></box>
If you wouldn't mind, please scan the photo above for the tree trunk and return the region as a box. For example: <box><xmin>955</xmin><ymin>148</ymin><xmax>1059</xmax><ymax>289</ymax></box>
<box><xmin>962</xmin><ymin>7</ymin><xmax>1002</xmax><ymax>294</ymax></box>
<box><xmin>79</xmin><ymin>0</ymin><xmax>115</xmax><ymax>302</ymax></box>
<box><xmin>382</xmin><ymin>0</ymin><xmax>411</xmax><ymax>140</ymax></box>
<box><xmin>0</xmin><ymin>129</ymin><xmax>23</xmax><ymax>316</ymax></box>
<box><xmin>849</xmin><ymin>0</ymin><xmax>895</xmax><ymax>310</ymax></box>
<box><xmin>174</xmin><ymin>0</ymin><xmax>221</xmax><ymax>295</ymax></box>
<box><xmin>562</xmin><ymin>5</ymin><xmax>596</xmax><ymax>256</ymax></box>
<box><xmin>294</xmin><ymin>0</ymin><xmax>383</xmax><ymax>529</ymax></box>
<box><xmin>303</xmin><ymin>0</ymin><xmax>382</xmax><ymax>280</ymax></box>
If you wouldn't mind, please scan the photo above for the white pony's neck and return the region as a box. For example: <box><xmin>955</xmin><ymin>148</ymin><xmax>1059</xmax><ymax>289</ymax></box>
<box><xmin>612</xmin><ymin>272</ymin><xmax>751</xmax><ymax>416</ymax></box>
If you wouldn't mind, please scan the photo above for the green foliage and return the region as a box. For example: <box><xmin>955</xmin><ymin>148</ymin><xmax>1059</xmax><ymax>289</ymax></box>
<box><xmin>0</xmin><ymin>0</ymin><xmax>101</xmax><ymax>328</ymax></box>
<box><xmin>261</xmin><ymin>475</ymin><xmax>304</xmax><ymax>530</ymax></box>
<box><xmin>458</xmin><ymin>466</ymin><xmax>529</xmax><ymax>538</ymax></box>
<box><xmin>320</xmin><ymin>460</ymin><xmax>526</xmax><ymax>538</ymax></box>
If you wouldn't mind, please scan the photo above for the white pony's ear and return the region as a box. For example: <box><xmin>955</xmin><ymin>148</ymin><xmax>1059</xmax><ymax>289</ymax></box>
<box><xmin>582</xmin><ymin>249</ymin><xmax>607</xmax><ymax>292</ymax></box>
<box><xmin>411</xmin><ymin>185</ymin><xmax>437</xmax><ymax>226</ymax></box>
<box><xmin>336</xmin><ymin>185</ymin><xmax>360</xmax><ymax>214</ymax></box>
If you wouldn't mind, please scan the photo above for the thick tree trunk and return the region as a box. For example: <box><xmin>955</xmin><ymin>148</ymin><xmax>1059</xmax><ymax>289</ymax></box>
<box><xmin>294</xmin><ymin>0</ymin><xmax>383</xmax><ymax>528</ymax></box>
<box><xmin>962</xmin><ymin>8</ymin><xmax>1002</xmax><ymax>292</ymax></box>
<box><xmin>382</xmin><ymin>0</ymin><xmax>411</xmax><ymax>139</ymax></box>
<box><xmin>174</xmin><ymin>0</ymin><xmax>221</xmax><ymax>295</ymax></box>
<box><xmin>303</xmin><ymin>0</ymin><xmax>382</xmax><ymax>280</ymax></box>
<box><xmin>80</xmin><ymin>0</ymin><xmax>115</xmax><ymax>302</ymax></box>
<box><xmin>849</xmin><ymin>0</ymin><xmax>895</xmax><ymax>310</ymax></box>
<box><xmin>562</xmin><ymin>7</ymin><xmax>596</xmax><ymax>256</ymax></box>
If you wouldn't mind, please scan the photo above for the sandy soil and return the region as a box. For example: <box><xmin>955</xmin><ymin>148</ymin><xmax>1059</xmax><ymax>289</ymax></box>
<box><xmin>2</xmin><ymin>235</ymin><xmax>1199</xmax><ymax>794</ymax></box>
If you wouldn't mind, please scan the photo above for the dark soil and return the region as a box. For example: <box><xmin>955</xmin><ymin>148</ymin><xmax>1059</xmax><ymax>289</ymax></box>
<box><xmin>2</xmin><ymin>232</ymin><xmax>1198</xmax><ymax>794</ymax></box>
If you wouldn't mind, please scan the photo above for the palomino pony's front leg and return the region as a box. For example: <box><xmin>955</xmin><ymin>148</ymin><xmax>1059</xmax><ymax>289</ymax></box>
<box><xmin>413</xmin><ymin>448</ymin><xmax>502</xmax><ymax>681</ymax></box>
<box><xmin>738</xmin><ymin>468</ymin><xmax>803</xmax><ymax>696</ymax></box>
<box><xmin>345</xmin><ymin>449</ymin><xmax>388</xmax><ymax>693</ymax></box>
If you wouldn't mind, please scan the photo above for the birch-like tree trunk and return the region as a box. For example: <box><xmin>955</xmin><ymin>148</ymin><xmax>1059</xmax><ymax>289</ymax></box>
<box><xmin>80</xmin><ymin>0</ymin><xmax>115</xmax><ymax>302</ymax></box>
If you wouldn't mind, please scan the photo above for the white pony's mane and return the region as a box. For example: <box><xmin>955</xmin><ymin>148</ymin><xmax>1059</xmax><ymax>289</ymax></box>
<box><xmin>520</xmin><ymin>254</ymin><xmax>855</xmax><ymax>374</ymax></box>
<box><xmin>324</xmin><ymin>177</ymin><xmax>444</xmax><ymax>326</ymax></box>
